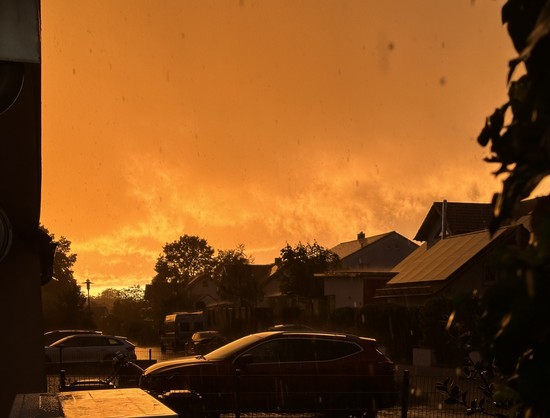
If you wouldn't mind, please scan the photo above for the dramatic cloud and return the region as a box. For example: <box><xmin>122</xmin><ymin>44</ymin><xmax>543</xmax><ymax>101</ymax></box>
<box><xmin>41</xmin><ymin>0</ymin><xmax>519</xmax><ymax>293</ymax></box>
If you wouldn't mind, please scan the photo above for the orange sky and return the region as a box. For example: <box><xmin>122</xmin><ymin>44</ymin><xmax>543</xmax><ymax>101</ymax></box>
<box><xmin>39</xmin><ymin>0</ymin><xmax>530</xmax><ymax>294</ymax></box>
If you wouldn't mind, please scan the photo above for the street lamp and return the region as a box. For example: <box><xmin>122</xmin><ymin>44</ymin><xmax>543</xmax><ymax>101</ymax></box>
<box><xmin>84</xmin><ymin>279</ymin><xmax>92</xmax><ymax>315</ymax></box>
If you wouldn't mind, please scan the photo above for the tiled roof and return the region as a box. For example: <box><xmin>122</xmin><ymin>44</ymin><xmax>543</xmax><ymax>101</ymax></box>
<box><xmin>330</xmin><ymin>232</ymin><xmax>392</xmax><ymax>260</ymax></box>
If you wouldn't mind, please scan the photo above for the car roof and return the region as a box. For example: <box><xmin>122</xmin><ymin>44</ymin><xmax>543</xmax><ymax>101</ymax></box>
<box><xmin>44</xmin><ymin>329</ymin><xmax>102</xmax><ymax>336</ymax></box>
<box><xmin>44</xmin><ymin>330</ymin><xmax>103</xmax><ymax>346</ymax></box>
<box><xmin>268</xmin><ymin>323</ymin><xmax>315</xmax><ymax>331</ymax></box>
<box><xmin>50</xmin><ymin>333</ymin><xmax>131</xmax><ymax>345</ymax></box>
<box><xmin>276</xmin><ymin>330</ymin><xmax>374</xmax><ymax>340</ymax></box>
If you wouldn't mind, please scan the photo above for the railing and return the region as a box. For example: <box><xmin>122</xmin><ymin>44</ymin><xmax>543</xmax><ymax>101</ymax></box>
<box><xmin>46</xmin><ymin>359</ymin><xmax>502</xmax><ymax>417</ymax></box>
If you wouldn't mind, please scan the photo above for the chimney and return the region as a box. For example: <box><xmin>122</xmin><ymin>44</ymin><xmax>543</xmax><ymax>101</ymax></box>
<box><xmin>441</xmin><ymin>200</ymin><xmax>448</xmax><ymax>239</ymax></box>
<box><xmin>357</xmin><ymin>231</ymin><xmax>366</xmax><ymax>240</ymax></box>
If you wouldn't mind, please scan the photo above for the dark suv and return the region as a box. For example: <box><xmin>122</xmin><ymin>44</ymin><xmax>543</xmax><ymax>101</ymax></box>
<box><xmin>140</xmin><ymin>331</ymin><xmax>397</xmax><ymax>417</ymax></box>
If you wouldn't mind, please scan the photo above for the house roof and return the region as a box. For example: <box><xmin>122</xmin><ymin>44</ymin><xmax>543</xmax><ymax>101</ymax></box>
<box><xmin>225</xmin><ymin>264</ymin><xmax>276</xmax><ymax>281</ymax></box>
<box><xmin>315</xmin><ymin>271</ymin><xmax>395</xmax><ymax>280</ymax></box>
<box><xmin>414</xmin><ymin>199</ymin><xmax>537</xmax><ymax>242</ymax></box>
<box><xmin>330</xmin><ymin>232</ymin><xmax>393</xmax><ymax>260</ymax></box>
<box><xmin>187</xmin><ymin>273</ymin><xmax>215</xmax><ymax>288</ymax></box>
<box><xmin>414</xmin><ymin>202</ymin><xmax>492</xmax><ymax>242</ymax></box>
<box><xmin>386</xmin><ymin>225</ymin><xmax>525</xmax><ymax>286</ymax></box>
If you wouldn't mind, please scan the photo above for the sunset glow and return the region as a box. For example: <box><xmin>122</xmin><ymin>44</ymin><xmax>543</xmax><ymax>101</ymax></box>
<box><xmin>41</xmin><ymin>0</ymin><xmax>517</xmax><ymax>293</ymax></box>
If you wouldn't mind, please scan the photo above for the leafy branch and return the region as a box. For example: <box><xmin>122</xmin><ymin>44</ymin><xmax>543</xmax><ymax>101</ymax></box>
<box><xmin>436</xmin><ymin>354</ymin><xmax>517</xmax><ymax>417</ymax></box>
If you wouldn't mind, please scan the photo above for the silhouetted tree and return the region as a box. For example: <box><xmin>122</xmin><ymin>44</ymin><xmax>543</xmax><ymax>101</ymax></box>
<box><xmin>92</xmin><ymin>286</ymin><xmax>155</xmax><ymax>344</ymax></box>
<box><xmin>278</xmin><ymin>241</ymin><xmax>340</xmax><ymax>298</ymax></box>
<box><xmin>214</xmin><ymin>245</ymin><xmax>257</xmax><ymax>306</ymax></box>
<box><xmin>153</xmin><ymin>235</ymin><xmax>215</xmax><ymax>285</ymax></box>
<box><xmin>40</xmin><ymin>226</ymin><xmax>89</xmax><ymax>330</ymax></box>
<box><xmin>146</xmin><ymin>235</ymin><xmax>215</xmax><ymax>321</ymax></box>
<box><xmin>91</xmin><ymin>287</ymin><xmax>123</xmax><ymax>311</ymax></box>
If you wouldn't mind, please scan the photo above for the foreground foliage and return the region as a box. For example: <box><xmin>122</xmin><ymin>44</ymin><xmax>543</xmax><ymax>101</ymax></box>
<box><xmin>450</xmin><ymin>0</ymin><xmax>550</xmax><ymax>416</ymax></box>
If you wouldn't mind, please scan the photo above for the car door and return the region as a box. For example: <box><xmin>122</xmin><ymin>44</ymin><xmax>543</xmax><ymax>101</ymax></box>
<box><xmin>303</xmin><ymin>338</ymin><xmax>366</xmax><ymax>411</ymax></box>
<box><xmin>78</xmin><ymin>335</ymin><xmax>113</xmax><ymax>362</ymax></box>
<box><xmin>234</xmin><ymin>338</ymin><xmax>288</xmax><ymax>412</ymax></box>
<box><xmin>234</xmin><ymin>337</ymin><xmax>320</xmax><ymax>413</ymax></box>
<box><xmin>58</xmin><ymin>336</ymin><xmax>89</xmax><ymax>363</ymax></box>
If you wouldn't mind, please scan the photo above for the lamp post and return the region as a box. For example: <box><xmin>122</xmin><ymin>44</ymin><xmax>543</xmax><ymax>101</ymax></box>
<box><xmin>84</xmin><ymin>279</ymin><xmax>92</xmax><ymax>315</ymax></box>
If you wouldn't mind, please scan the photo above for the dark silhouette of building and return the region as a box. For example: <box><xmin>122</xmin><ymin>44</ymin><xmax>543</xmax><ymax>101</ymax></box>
<box><xmin>0</xmin><ymin>2</ymin><xmax>47</xmax><ymax>415</ymax></box>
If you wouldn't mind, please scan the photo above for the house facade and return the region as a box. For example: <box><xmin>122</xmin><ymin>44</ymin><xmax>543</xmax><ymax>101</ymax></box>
<box><xmin>331</xmin><ymin>231</ymin><xmax>419</xmax><ymax>271</ymax></box>
<box><xmin>320</xmin><ymin>271</ymin><xmax>395</xmax><ymax>309</ymax></box>
<box><xmin>374</xmin><ymin>200</ymin><xmax>533</xmax><ymax>305</ymax></box>
<box><xmin>186</xmin><ymin>274</ymin><xmax>221</xmax><ymax>308</ymax></box>
<box><xmin>320</xmin><ymin>232</ymin><xmax>418</xmax><ymax>309</ymax></box>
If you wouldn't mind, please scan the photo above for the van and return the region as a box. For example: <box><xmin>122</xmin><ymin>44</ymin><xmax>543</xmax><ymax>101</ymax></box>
<box><xmin>160</xmin><ymin>311</ymin><xmax>208</xmax><ymax>353</ymax></box>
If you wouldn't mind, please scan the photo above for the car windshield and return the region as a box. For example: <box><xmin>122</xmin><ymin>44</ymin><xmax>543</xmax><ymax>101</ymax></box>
<box><xmin>194</xmin><ymin>331</ymin><xmax>218</xmax><ymax>340</ymax></box>
<box><xmin>49</xmin><ymin>336</ymin><xmax>75</xmax><ymax>347</ymax></box>
<box><xmin>204</xmin><ymin>332</ymin><xmax>273</xmax><ymax>360</ymax></box>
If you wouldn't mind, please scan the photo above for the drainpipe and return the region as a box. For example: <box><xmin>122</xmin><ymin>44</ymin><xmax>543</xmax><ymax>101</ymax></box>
<box><xmin>441</xmin><ymin>200</ymin><xmax>448</xmax><ymax>239</ymax></box>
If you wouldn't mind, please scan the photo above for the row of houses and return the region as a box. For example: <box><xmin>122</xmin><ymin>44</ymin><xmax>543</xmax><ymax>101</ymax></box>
<box><xmin>185</xmin><ymin>199</ymin><xmax>535</xmax><ymax>313</ymax></box>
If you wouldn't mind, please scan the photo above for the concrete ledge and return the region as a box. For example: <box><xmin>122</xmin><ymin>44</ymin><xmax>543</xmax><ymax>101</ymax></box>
<box><xmin>10</xmin><ymin>388</ymin><xmax>177</xmax><ymax>418</ymax></box>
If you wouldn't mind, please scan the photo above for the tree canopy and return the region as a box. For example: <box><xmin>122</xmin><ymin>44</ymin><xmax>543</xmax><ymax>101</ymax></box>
<box><xmin>214</xmin><ymin>245</ymin><xmax>256</xmax><ymax>306</ymax></box>
<box><xmin>40</xmin><ymin>226</ymin><xmax>90</xmax><ymax>330</ymax></box>
<box><xmin>152</xmin><ymin>235</ymin><xmax>215</xmax><ymax>286</ymax></box>
<box><xmin>146</xmin><ymin>236</ymin><xmax>258</xmax><ymax>320</ymax></box>
<box><xmin>92</xmin><ymin>285</ymin><xmax>155</xmax><ymax>344</ymax></box>
<box><xmin>278</xmin><ymin>241</ymin><xmax>340</xmax><ymax>298</ymax></box>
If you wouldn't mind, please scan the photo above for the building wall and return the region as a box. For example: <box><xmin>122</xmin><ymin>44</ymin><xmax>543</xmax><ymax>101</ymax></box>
<box><xmin>325</xmin><ymin>277</ymin><xmax>364</xmax><ymax>309</ymax></box>
<box><xmin>442</xmin><ymin>256</ymin><xmax>493</xmax><ymax>297</ymax></box>
<box><xmin>341</xmin><ymin>233</ymin><xmax>417</xmax><ymax>271</ymax></box>
<box><xmin>188</xmin><ymin>278</ymin><xmax>220</xmax><ymax>306</ymax></box>
<box><xmin>257</xmin><ymin>277</ymin><xmax>280</xmax><ymax>308</ymax></box>
<box><xmin>0</xmin><ymin>61</ymin><xmax>44</xmax><ymax>416</ymax></box>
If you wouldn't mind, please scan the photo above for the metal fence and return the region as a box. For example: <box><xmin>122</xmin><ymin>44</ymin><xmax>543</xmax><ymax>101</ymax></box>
<box><xmin>45</xmin><ymin>361</ymin><xmax>502</xmax><ymax>418</ymax></box>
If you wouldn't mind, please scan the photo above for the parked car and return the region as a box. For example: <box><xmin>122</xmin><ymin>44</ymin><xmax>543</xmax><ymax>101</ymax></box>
<box><xmin>44</xmin><ymin>329</ymin><xmax>102</xmax><ymax>346</ymax></box>
<box><xmin>185</xmin><ymin>331</ymin><xmax>227</xmax><ymax>355</ymax></box>
<box><xmin>267</xmin><ymin>323</ymin><xmax>315</xmax><ymax>331</ymax></box>
<box><xmin>45</xmin><ymin>334</ymin><xmax>137</xmax><ymax>364</ymax></box>
<box><xmin>140</xmin><ymin>331</ymin><xmax>397</xmax><ymax>417</ymax></box>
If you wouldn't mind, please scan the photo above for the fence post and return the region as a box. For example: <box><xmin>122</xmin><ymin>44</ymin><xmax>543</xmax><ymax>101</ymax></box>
<box><xmin>59</xmin><ymin>369</ymin><xmax>66</xmax><ymax>391</ymax></box>
<box><xmin>401</xmin><ymin>369</ymin><xmax>409</xmax><ymax>418</ymax></box>
<box><xmin>234</xmin><ymin>368</ymin><xmax>241</xmax><ymax>418</ymax></box>
<box><xmin>149</xmin><ymin>348</ymin><xmax>152</xmax><ymax>361</ymax></box>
